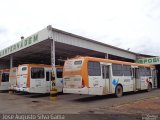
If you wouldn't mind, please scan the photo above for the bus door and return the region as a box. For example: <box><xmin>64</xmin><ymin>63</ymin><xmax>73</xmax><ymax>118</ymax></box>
<box><xmin>152</xmin><ymin>69</ymin><xmax>157</xmax><ymax>88</ymax></box>
<box><xmin>45</xmin><ymin>70</ymin><xmax>51</xmax><ymax>92</ymax></box>
<box><xmin>102</xmin><ymin>64</ymin><xmax>110</xmax><ymax>94</ymax></box>
<box><xmin>55</xmin><ymin>68</ymin><xmax>63</xmax><ymax>92</ymax></box>
<box><xmin>132</xmin><ymin>67</ymin><xmax>140</xmax><ymax>90</ymax></box>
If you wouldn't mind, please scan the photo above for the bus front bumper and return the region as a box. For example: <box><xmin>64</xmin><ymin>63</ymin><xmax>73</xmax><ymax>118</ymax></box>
<box><xmin>15</xmin><ymin>87</ymin><xmax>28</xmax><ymax>92</ymax></box>
<box><xmin>9</xmin><ymin>86</ymin><xmax>17</xmax><ymax>91</ymax></box>
<box><xmin>63</xmin><ymin>87</ymin><xmax>104</xmax><ymax>95</ymax></box>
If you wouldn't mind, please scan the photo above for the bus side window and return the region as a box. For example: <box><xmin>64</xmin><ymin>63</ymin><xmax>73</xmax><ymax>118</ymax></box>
<box><xmin>123</xmin><ymin>65</ymin><xmax>131</xmax><ymax>76</ymax></box>
<box><xmin>135</xmin><ymin>68</ymin><xmax>139</xmax><ymax>79</ymax></box>
<box><xmin>2</xmin><ymin>73</ymin><xmax>9</xmax><ymax>82</ymax></box>
<box><xmin>139</xmin><ymin>67</ymin><xmax>143</xmax><ymax>76</ymax></box>
<box><xmin>46</xmin><ymin>72</ymin><xmax>50</xmax><ymax>81</ymax></box>
<box><xmin>88</xmin><ymin>61</ymin><xmax>101</xmax><ymax>76</ymax></box>
<box><xmin>102</xmin><ymin>65</ymin><xmax>105</xmax><ymax>79</ymax></box>
<box><xmin>112</xmin><ymin>64</ymin><xmax>123</xmax><ymax>76</ymax></box>
<box><xmin>146</xmin><ymin>68</ymin><xmax>151</xmax><ymax>76</ymax></box>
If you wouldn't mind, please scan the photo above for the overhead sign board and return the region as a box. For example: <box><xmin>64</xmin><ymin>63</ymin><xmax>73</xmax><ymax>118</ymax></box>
<box><xmin>0</xmin><ymin>34</ymin><xmax>38</xmax><ymax>58</ymax></box>
<box><xmin>0</xmin><ymin>27</ymin><xmax>52</xmax><ymax>58</ymax></box>
<box><xmin>136</xmin><ymin>57</ymin><xmax>160</xmax><ymax>65</ymax></box>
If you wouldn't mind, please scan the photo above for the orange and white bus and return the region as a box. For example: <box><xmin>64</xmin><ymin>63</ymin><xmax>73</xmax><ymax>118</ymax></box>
<box><xmin>9</xmin><ymin>67</ymin><xmax>18</xmax><ymax>91</ymax></box>
<box><xmin>16</xmin><ymin>64</ymin><xmax>63</xmax><ymax>93</ymax></box>
<box><xmin>63</xmin><ymin>56</ymin><xmax>157</xmax><ymax>97</ymax></box>
<box><xmin>0</xmin><ymin>69</ymin><xmax>10</xmax><ymax>90</ymax></box>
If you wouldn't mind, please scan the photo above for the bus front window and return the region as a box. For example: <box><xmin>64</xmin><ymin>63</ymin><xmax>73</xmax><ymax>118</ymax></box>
<box><xmin>56</xmin><ymin>68</ymin><xmax>63</xmax><ymax>78</ymax></box>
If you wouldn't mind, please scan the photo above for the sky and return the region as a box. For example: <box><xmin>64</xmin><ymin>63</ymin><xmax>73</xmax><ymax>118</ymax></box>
<box><xmin>0</xmin><ymin>0</ymin><xmax>160</xmax><ymax>56</ymax></box>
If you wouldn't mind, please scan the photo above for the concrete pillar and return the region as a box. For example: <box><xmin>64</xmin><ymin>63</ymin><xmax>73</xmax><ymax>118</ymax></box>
<box><xmin>10</xmin><ymin>55</ymin><xmax>13</xmax><ymax>68</ymax></box>
<box><xmin>105</xmin><ymin>53</ymin><xmax>108</xmax><ymax>59</ymax></box>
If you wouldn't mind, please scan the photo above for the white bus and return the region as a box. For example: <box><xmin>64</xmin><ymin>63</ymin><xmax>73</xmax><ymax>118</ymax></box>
<box><xmin>63</xmin><ymin>56</ymin><xmax>157</xmax><ymax>97</ymax></box>
<box><xmin>9</xmin><ymin>67</ymin><xmax>18</xmax><ymax>91</ymax></box>
<box><xmin>16</xmin><ymin>64</ymin><xmax>63</xmax><ymax>93</ymax></box>
<box><xmin>0</xmin><ymin>69</ymin><xmax>10</xmax><ymax>91</ymax></box>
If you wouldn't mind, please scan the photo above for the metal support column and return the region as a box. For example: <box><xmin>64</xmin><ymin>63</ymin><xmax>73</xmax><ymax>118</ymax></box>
<box><xmin>105</xmin><ymin>53</ymin><xmax>108</xmax><ymax>59</ymax></box>
<box><xmin>51</xmin><ymin>40</ymin><xmax>55</xmax><ymax>67</ymax></box>
<box><xmin>51</xmin><ymin>37</ymin><xmax>56</xmax><ymax>93</ymax></box>
<box><xmin>10</xmin><ymin>55</ymin><xmax>13</xmax><ymax>68</ymax></box>
<box><xmin>50</xmin><ymin>33</ymin><xmax>57</xmax><ymax>100</ymax></box>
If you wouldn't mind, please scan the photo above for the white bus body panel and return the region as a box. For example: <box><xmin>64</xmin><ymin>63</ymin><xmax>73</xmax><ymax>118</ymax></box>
<box><xmin>88</xmin><ymin>76</ymin><xmax>104</xmax><ymax>95</ymax></box>
<box><xmin>140</xmin><ymin>76</ymin><xmax>153</xmax><ymax>90</ymax></box>
<box><xmin>0</xmin><ymin>82</ymin><xmax>9</xmax><ymax>90</ymax></box>
<box><xmin>110</xmin><ymin>76</ymin><xmax>133</xmax><ymax>94</ymax></box>
<box><xmin>63</xmin><ymin>75</ymin><xmax>82</xmax><ymax>89</ymax></box>
<box><xmin>30</xmin><ymin>78</ymin><xmax>48</xmax><ymax>93</ymax></box>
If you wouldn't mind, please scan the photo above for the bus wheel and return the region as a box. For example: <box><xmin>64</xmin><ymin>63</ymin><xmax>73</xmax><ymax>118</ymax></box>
<box><xmin>147</xmin><ymin>83</ymin><xmax>152</xmax><ymax>92</ymax></box>
<box><xmin>115</xmin><ymin>85</ymin><xmax>123</xmax><ymax>97</ymax></box>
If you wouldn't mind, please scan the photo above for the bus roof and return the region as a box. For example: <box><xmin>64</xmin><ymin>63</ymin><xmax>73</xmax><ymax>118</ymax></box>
<box><xmin>18</xmin><ymin>64</ymin><xmax>63</xmax><ymax>68</ymax></box>
<box><xmin>67</xmin><ymin>56</ymin><xmax>155</xmax><ymax>68</ymax></box>
<box><xmin>0</xmin><ymin>69</ymin><xmax>10</xmax><ymax>72</ymax></box>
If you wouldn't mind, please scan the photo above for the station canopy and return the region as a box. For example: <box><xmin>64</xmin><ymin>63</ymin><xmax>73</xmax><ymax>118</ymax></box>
<box><xmin>0</xmin><ymin>26</ymin><xmax>136</xmax><ymax>69</ymax></box>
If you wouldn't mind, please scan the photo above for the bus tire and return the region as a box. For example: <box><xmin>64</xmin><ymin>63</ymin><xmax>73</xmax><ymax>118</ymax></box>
<box><xmin>115</xmin><ymin>85</ymin><xmax>123</xmax><ymax>97</ymax></box>
<box><xmin>147</xmin><ymin>82</ymin><xmax>152</xmax><ymax>92</ymax></box>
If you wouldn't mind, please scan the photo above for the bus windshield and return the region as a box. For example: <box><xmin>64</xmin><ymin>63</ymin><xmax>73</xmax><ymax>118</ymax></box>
<box><xmin>31</xmin><ymin>68</ymin><xmax>45</xmax><ymax>79</ymax></box>
<box><xmin>56</xmin><ymin>68</ymin><xmax>63</xmax><ymax>78</ymax></box>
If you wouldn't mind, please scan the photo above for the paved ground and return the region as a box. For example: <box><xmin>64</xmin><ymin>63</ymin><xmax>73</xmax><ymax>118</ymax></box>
<box><xmin>0</xmin><ymin>89</ymin><xmax>160</xmax><ymax>119</ymax></box>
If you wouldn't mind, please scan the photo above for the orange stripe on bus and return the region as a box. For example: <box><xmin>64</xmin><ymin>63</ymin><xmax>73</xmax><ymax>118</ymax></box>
<box><xmin>82</xmin><ymin>58</ymin><xmax>89</xmax><ymax>87</ymax></box>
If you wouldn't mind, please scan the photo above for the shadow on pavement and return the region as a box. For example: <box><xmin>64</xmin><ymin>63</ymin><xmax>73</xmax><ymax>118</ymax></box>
<box><xmin>72</xmin><ymin>89</ymin><xmax>156</xmax><ymax>102</ymax></box>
